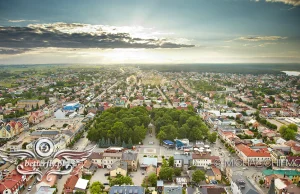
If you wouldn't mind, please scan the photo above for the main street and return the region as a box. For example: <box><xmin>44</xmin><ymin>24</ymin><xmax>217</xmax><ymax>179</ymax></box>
<box><xmin>156</xmin><ymin>86</ymin><xmax>173</xmax><ymax>108</ymax></box>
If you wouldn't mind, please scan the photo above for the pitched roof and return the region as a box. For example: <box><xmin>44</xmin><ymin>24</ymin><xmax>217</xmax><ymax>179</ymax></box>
<box><xmin>236</xmin><ymin>144</ymin><xmax>270</xmax><ymax>157</ymax></box>
<box><xmin>89</xmin><ymin>152</ymin><xmax>103</xmax><ymax>159</ymax></box>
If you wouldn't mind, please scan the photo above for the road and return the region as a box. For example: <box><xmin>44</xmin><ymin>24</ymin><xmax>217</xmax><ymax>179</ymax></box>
<box><xmin>156</xmin><ymin>86</ymin><xmax>173</xmax><ymax>108</ymax></box>
<box><xmin>92</xmin><ymin>81</ymin><xmax>119</xmax><ymax>103</ymax></box>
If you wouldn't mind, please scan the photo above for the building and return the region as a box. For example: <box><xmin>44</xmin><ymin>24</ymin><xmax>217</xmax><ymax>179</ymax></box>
<box><xmin>63</xmin><ymin>102</ymin><xmax>81</xmax><ymax>112</ymax></box>
<box><xmin>263</xmin><ymin>169</ymin><xmax>300</xmax><ymax>183</ymax></box>
<box><xmin>235</xmin><ymin>144</ymin><xmax>271</xmax><ymax>165</ymax></box>
<box><xmin>102</xmin><ymin>152</ymin><xmax>123</xmax><ymax>169</ymax></box>
<box><xmin>191</xmin><ymin>154</ymin><xmax>212</xmax><ymax>169</ymax></box>
<box><xmin>0</xmin><ymin>120</ymin><xmax>25</xmax><ymax>139</ymax></box>
<box><xmin>30</xmin><ymin>130</ymin><xmax>60</xmax><ymax>138</ymax></box>
<box><xmin>122</xmin><ymin>150</ymin><xmax>138</xmax><ymax>171</ymax></box>
<box><xmin>64</xmin><ymin>175</ymin><xmax>79</xmax><ymax>194</ymax></box>
<box><xmin>270</xmin><ymin>150</ymin><xmax>286</xmax><ymax>167</ymax></box>
<box><xmin>74</xmin><ymin>178</ymin><xmax>89</xmax><ymax>193</ymax></box>
<box><xmin>28</xmin><ymin>110</ymin><xmax>45</xmax><ymax>124</ymax></box>
<box><xmin>110</xmin><ymin>161</ymin><xmax>127</xmax><ymax>177</ymax></box>
<box><xmin>8</xmin><ymin>141</ymin><xmax>22</xmax><ymax>151</ymax></box>
<box><xmin>231</xmin><ymin>174</ymin><xmax>259</xmax><ymax>194</ymax></box>
<box><xmin>174</xmin><ymin>153</ymin><xmax>192</xmax><ymax>171</ymax></box>
<box><xmin>0</xmin><ymin>170</ymin><xmax>26</xmax><ymax>194</ymax></box>
<box><xmin>109</xmin><ymin>186</ymin><xmax>145</xmax><ymax>194</ymax></box>
<box><xmin>17</xmin><ymin>99</ymin><xmax>45</xmax><ymax>111</ymax></box>
<box><xmin>88</xmin><ymin>152</ymin><xmax>103</xmax><ymax>168</ymax></box>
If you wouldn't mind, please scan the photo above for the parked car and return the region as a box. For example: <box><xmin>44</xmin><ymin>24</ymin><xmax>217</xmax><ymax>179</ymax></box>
<box><xmin>149</xmin><ymin>141</ymin><xmax>154</xmax><ymax>145</ymax></box>
<box><xmin>103</xmin><ymin>183</ymin><xmax>109</xmax><ymax>185</ymax></box>
<box><xmin>104</xmin><ymin>173</ymin><xmax>109</xmax><ymax>176</ymax></box>
<box><xmin>28</xmin><ymin>186</ymin><xmax>32</xmax><ymax>191</ymax></box>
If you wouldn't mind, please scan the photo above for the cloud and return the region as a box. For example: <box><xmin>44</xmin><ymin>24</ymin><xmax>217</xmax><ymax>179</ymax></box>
<box><xmin>236</xmin><ymin>36</ymin><xmax>287</xmax><ymax>41</ymax></box>
<box><xmin>0</xmin><ymin>23</ymin><xmax>194</xmax><ymax>54</ymax></box>
<box><xmin>259</xmin><ymin>0</ymin><xmax>300</xmax><ymax>6</ymax></box>
<box><xmin>8</xmin><ymin>19</ymin><xmax>39</xmax><ymax>23</ymax></box>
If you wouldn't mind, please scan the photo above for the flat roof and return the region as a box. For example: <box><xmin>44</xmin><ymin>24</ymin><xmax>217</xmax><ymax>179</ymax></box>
<box><xmin>75</xmin><ymin>178</ymin><xmax>89</xmax><ymax>190</ymax></box>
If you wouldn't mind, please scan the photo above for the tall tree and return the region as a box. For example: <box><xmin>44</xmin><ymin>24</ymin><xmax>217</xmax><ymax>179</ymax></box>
<box><xmin>89</xmin><ymin>181</ymin><xmax>105</xmax><ymax>194</ymax></box>
<box><xmin>192</xmin><ymin>170</ymin><xmax>205</xmax><ymax>183</ymax></box>
<box><xmin>159</xmin><ymin>167</ymin><xmax>174</xmax><ymax>181</ymax></box>
<box><xmin>168</xmin><ymin>156</ymin><xmax>174</xmax><ymax>167</ymax></box>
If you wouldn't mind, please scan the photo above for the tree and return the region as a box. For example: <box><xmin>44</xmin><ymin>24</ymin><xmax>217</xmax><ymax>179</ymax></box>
<box><xmin>147</xmin><ymin>173</ymin><xmax>157</xmax><ymax>187</ymax></box>
<box><xmin>159</xmin><ymin>167</ymin><xmax>174</xmax><ymax>181</ymax></box>
<box><xmin>279</xmin><ymin>125</ymin><xmax>296</xmax><ymax>140</ymax></box>
<box><xmin>22</xmin><ymin>142</ymin><xmax>28</xmax><ymax>149</ymax></box>
<box><xmin>90</xmin><ymin>181</ymin><xmax>105</xmax><ymax>194</ymax></box>
<box><xmin>157</xmin><ymin>130</ymin><xmax>167</xmax><ymax>144</ymax></box>
<box><xmin>168</xmin><ymin>156</ymin><xmax>174</xmax><ymax>167</ymax></box>
<box><xmin>208</xmin><ymin>132</ymin><xmax>217</xmax><ymax>144</ymax></box>
<box><xmin>110</xmin><ymin>175</ymin><xmax>133</xmax><ymax>186</ymax></box>
<box><xmin>192</xmin><ymin>170</ymin><xmax>205</xmax><ymax>183</ymax></box>
<box><xmin>259</xmin><ymin>179</ymin><xmax>264</xmax><ymax>186</ymax></box>
<box><xmin>127</xmin><ymin>137</ymin><xmax>133</xmax><ymax>149</ymax></box>
<box><xmin>174</xmin><ymin>168</ymin><xmax>182</xmax><ymax>176</ymax></box>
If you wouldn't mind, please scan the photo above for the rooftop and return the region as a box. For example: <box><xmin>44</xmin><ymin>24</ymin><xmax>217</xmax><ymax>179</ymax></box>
<box><xmin>109</xmin><ymin>186</ymin><xmax>144</xmax><ymax>194</ymax></box>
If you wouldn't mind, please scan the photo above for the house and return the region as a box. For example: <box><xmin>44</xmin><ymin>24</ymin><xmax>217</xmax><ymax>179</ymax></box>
<box><xmin>231</xmin><ymin>174</ymin><xmax>259</xmax><ymax>194</ymax></box>
<box><xmin>109</xmin><ymin>186</ymin><xmax>145</xmax><ymax>194</ymax></box>
<box><xmin>0</xmin><ymin>170</ymin><xmax>26</xmax><ymax>194</ymax></box>
<box><xmin>36</xmin><ymin>174</ymin><xmax>57</xmax><ymax>191</ymax></box>
<box><xmin>8</xmin><ymin>141</ymin><xmax>22</xmax><ymax>151</ymax></box>
<box><xmin>102</xmin><ymin>152</ymin><xmax>123</xmax><ymax>169</ymax></box>
<box><xmin>122</xmin><ymin>150</ymin><xmax>138</xmax><ymax>171</ymax></box>
<box><xmin>235</xmin><ymin>144</ymin><xmax>271</xmax><ymax>165</ymax></box>
<box><xmin>88</xmin><ymin>152</ymin><xmax>103</xmax><ymax>168</ymax></box>
<box><xmin>140</xmin><ymin>157</ymin><xmax>158</xmax><ymax>169</ymax></box>
<box><xmin>174</xmin><ymin>153</ymin><xmax>192</xmax><ymax>171</ymax></box>
<box><xmin>263</xmin><ymin>169</ymin><xmax>300</xmax><ymax>184</ymax></box>
<box><xmin>274</xmin><ymin>178</ymin><xmax>293</xmax><ymax>194</ymax></box>
<box><xmin>0</xmin><ymin>120</ymin><xmax>25</xmax><ymax>139</ymax></box>
<box><xmin>282</xmin><ymin>184</ymin><xmax>300</xmax><ymax>194</ymax></box>
<box><xmin>191</xmin><ymin>154</ymin><xmax>212</xmax><ymax>169</ymax></box>
<box><xmin>83</xmin><ymin>159</ymin><xmax>97</xmax><ymax>175</ymax></box>
<box><xmin>74</xmin><ymin>178</ymin><xmax>89</xmax><ymax>193</ymax></box>
<box><xmin>28</xmin><ymin>110</ymin><xmax>45</xmax><ymax>124</ymax></box>
<box><xmin>110</xmin><ymin>161</ymin><xmax>128</xmax><ymax>177</ymax></box>
<box><xmin>211</xmin><ymin>167</ymin><xmax>222</xmax><ymax>181</ymax></box>
<box><xmin>64</xmin><ymin>175</ymin><xmax>80</xmax><ymax>194</ymax></box>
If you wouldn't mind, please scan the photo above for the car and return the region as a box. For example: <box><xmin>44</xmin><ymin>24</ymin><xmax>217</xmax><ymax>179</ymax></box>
<box><xmin>149</xmin><ymin>141</ymin><xmax>154</xmax><ymax>145</ymax></box>
<box><xmin>142</xmin><ymin>171</ymin><xmax>145</xmax><ymax>175</ymax></box>
<box><xmin>242</xmin><ymin>167</ymin><xmax>248</xmax><ymax>170</ymax></box>
<box><xmin>33</xmin><ymin>181</ymin><xmax>37</xmax><ymax>185</ymax></box>
<box><xmin>3</xmin><ymin>169</ymin><xmax>9</xmax><ymax>172</ymax></box>
<box><xmin>104</xmin><ymin>173</ymin><xmax>109</xmax><ymax>176</ymax></box>
<box><xmin>103</xmin><ymin>183</ymin><xmax>109</xmax><ymax>185</ymax></box>
<box><xmin>28</xmin><ymin>186</ymin><xmax>32</xmax><ymax>191</ymax></box>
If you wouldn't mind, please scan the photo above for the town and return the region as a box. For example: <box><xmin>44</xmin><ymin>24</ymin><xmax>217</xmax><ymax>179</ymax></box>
<box><xmin>0</xmin><ymin>65</ymin><xmax>299</xmax><ymax>194</ymax></box>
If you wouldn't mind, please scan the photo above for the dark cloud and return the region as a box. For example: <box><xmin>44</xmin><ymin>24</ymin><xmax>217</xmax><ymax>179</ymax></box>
<box><xmin>0</xmin><ymin>23</ymin><xmax>194</xmax><ymax>54</ymax></box>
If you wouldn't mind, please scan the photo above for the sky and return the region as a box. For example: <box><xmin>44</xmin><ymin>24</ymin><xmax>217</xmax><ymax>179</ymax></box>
<box><xmin>0</xmin><ymin>0</ymin><xmax>300</xmax><ymax>64</ymax></box>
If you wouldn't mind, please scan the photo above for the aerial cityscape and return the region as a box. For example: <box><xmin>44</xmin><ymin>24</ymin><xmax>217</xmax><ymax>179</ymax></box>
<box><xmin>0</xmin><ymin>1</ymin><xmax>300</xmax><ymax>194</ymax></box>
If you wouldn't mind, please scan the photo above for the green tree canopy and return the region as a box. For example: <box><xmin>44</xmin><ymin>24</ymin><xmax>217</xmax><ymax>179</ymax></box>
<box><xmin>110</xmin><ymin>175</ymin><xmax>133</xmax><ymax>186</ymax></box>
<box><xmin>90</xmin><ymin>181</ymin><xmax>105</xmax><ymax>194</ymax></box>
<box><xmin>192</xmin><ymin>170</ymin><xmax>205</xmax><ymax>183</ymax></box>
<box><xmin>159</xmin><ymin>167</ymin><xmax>174</xmax><ymax>181</ymax></box>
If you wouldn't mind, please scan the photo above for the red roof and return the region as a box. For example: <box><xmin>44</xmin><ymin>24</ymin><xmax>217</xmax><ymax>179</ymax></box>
<box><xmin>0</xmin><ymin>170</ymin><xmax>24</xmax><ymax>193</ymax></box>
<box><xmin>236</xmin><ymin>144</ymin><xmax>270</xmax><ymax>157</ymax></box>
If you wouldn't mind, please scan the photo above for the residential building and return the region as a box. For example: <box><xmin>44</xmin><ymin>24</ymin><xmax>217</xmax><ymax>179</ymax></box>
<box><xmin>110</xmin><ymin>161</ymin><xmax>127</xmax><ymax>177</ymax></box>
<box><xmin>109</xmin><ymin>186</ymin><xmax>145</xmax><ymax>194</ymax></box>
<box><xmin>0</xmin><ymin>170</ymin><xmax>26</xmax><ymax>194</ymax></box>
<box><xmin>122</xmin><ymin>150</ymin><xmax>138</xmax><ymax>171</ymax></box>
<box><xmin>88</xmin><ymin>152</ymin><xmax>103</xmax><ymax>167</ymax></box>
<box><xmin>102</xmin><ymin>152</ymin><xmax>122</xmax><ymax>169</ymax></box>
<box><xmin>235</xmin><ymin>144</ymin><xmax>271</xmax><ymax>165</ymax></box>
<box><xmin>28</xmin><ymin>110</ymin><xmax>45</xmax><ymax>124</ymax></box>
<box><xmin>174</xmin><ymin>153</ymin><xmax>192</xmax><ymax>171</ymax></box>
<box><xmin>191</xmin><ymin>154</ymin><xmax>212</xmax><ymax>169</ymax></box>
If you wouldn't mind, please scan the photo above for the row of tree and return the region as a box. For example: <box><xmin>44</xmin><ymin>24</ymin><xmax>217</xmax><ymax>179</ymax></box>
<box><xmin>87</xmin><ymin>107</ymin><xmax>150</xmax><ymax>144</ymax></box>
<box><xmin>98</xmin><ymin>137</ymin><xmax>133</xmax><ymax>149</ymax></box>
